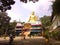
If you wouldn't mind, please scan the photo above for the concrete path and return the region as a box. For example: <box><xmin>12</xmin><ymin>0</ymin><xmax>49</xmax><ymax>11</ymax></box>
<box><xmin>0</xmin><ymin>36</ymin><xmax>60</xmax><ymax>45</ymax></box>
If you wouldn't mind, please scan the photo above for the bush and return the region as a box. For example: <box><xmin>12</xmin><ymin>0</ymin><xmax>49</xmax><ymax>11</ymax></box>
<box><xmin>43</xmin><ymin>29</ymin><xmax>50</xmax><ymax>39</ymax></box>
<box><xmin>51</xmin><ymin>31</ymin><xmax>60</xmax><ymax>41</ymax></box>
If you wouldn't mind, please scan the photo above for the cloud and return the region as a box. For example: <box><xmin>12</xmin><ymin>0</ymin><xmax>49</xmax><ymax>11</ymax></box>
<box><xmin>21</xmin><ymin>0</ymin><xmax>53</xmax><ymax>16</ymax></box>
<box><xmin>7</xmin><ymin>0</ymin><xmax>53</xmax><ymax>22</ymax></box>
<box><xmin>21</xmin><ymin>0</ymin><xmax>50</xmax><ymax>10</ymax></box>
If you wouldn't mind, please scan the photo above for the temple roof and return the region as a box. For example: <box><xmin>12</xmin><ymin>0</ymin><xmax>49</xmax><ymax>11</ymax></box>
<box><xmin>16</xmin><ymin>22</ymin><xmax>23</xmax><ymax>26</ymax></box>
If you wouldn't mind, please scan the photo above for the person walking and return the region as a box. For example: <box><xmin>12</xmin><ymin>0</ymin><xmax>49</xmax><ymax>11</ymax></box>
<box><xmin>9</xmin><ymin>34</ymin><xmax>14</xmax><ymax>45</ymax></box>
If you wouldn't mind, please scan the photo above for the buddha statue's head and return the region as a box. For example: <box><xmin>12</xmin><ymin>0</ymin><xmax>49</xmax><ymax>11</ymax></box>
<box><xmin>32</xmin><ymin>11</ymin><xmax>35</xmax><ymax>15</ymax></box>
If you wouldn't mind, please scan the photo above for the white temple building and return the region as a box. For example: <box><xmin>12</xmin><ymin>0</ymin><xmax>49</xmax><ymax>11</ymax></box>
<box><xmin>27</xmin><ymin>12</ymin><xmax>43</xmax><ymax>36</ymax></box>
<box><xmin>15</xmin><ymin>11</ymin><xmax>43</xmax><ymax>36</ymax></box>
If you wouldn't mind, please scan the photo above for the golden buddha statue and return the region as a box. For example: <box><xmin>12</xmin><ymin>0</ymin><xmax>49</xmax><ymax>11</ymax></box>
<box><xmin>28</xmin><ymin>12</ymin><xmax>38</xmax><ymax>23</ymax></box>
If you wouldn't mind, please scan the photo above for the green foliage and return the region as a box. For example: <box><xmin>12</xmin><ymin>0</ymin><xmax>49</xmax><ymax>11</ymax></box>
<box><xmin>0</xmin><ymin>12</ymin><xmax>11</xmax><ymax>36</ymax></box>
<box><xmin>7</xmin><ymin>21</ymin><xmax>17</xmax><ymax>36</ymax></box>
<box><xmin>43</xmin><ymin>28</ymin><xmax>51</xmax><ymax>39</ymax></box>
<box><xmin>9</xmin><ymin>21</ymin><xmax>17</xmax><ymax>29</ymax></box>
<box><xmin>40</xmin><ymin>16</ymin><xmax>51</xmax><ymax>27</ymax></box>
<box><xmin>50</xmin><ymin>31</ymin><xmax>60</xmax><ymax>41</ymax></box>
<box><xmin>40</xmin><ymin>16</ymin><xmax>51</xmax><ymax>39</ymax></box>
<box><xmin>52</xmin><ymin>0</ymin><xmax>60</xmax><ymax>15</ymax></box>
<box><xmin>0</xmin><ymin>0</ymin><xmax>15</xmax><ymax>12</ymax></box>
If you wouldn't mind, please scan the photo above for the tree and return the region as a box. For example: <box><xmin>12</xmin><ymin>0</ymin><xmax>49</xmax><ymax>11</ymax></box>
<box><xmin>40</xmin><ymin>16</ymin><xmax>52</xmax><ymax>41</ymax></box>
<box><xmin>7</xmin><ymin>20</ymin><xmax>17</xmax><ymax>36</ymax></box>
<box><xmin>51</xmin><ymin>0</ymin><xmax>60</xmax><ymax>21</ymax></box>
<box><xmin>0</xmin><ymin>0</ymin><xmax>15</xmax><ymax>12</ymax></box>
<box><xmin>52</xmin><ymin>0</ymin><xmax>60</xmax><ymax>15</ymax></box>
<box><xmin>40</xmin><ymin>16</ymin><xmax>51</xmax><ymax>35</ymax></box>
<box><xmin>40</xmin><ymin>16</ymin><xmax>51</xmax><ymax>27</ymax></box>
<box><xmin>0</xmin><ymin>0</ymin><xmax>15</xmax><ymax>36</ymax></box>
<box><xmin>0</xmin><ymin>12</ymin><xmax>11</xmax><ymax>36</ymax></box>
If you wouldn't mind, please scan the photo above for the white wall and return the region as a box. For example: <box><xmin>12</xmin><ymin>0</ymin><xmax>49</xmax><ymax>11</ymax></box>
<box><xmin>51</xmin><ymin>15</ymin><xmax>60</xmax><ymax>29</ymax></box>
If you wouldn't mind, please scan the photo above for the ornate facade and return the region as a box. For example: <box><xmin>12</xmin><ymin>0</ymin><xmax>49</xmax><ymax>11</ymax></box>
<box><xmin>15</xmin><ymin>12</ymin><xmax>43</xmax><ymax>36</ymax></box>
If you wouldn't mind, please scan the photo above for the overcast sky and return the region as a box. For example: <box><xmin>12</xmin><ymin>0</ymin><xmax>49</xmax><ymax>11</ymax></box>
<box><xmin>7</xmin><ymin>0</ymin><xmax>54</xmax><ymax>22</ymax></box>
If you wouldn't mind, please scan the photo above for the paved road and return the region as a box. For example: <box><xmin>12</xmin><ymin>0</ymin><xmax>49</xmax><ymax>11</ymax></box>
<box><xmin>0</xmin><ymin>36</ymin><xmax>60</xmax><ymax>45</ymax></box>
<box><xmin>0</xmin><ymin>36</ymin><xmax>47</xmax><ymax>45</ymax></box>
<box><xmin>13</xmin><ymin>37</ymin><xmax>46</xmax><ymax>45</ymax></box>
<box><xmin>13</xmin><ymin>39</ymin><xmax>46</xmax><ymax>45</ymax></box>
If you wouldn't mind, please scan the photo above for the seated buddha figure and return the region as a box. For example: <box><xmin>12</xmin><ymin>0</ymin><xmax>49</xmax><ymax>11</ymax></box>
<box><xmin>28</xmin><ymin>12</ymin><xmax>38</xmax><ymax>23</ymax></box>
